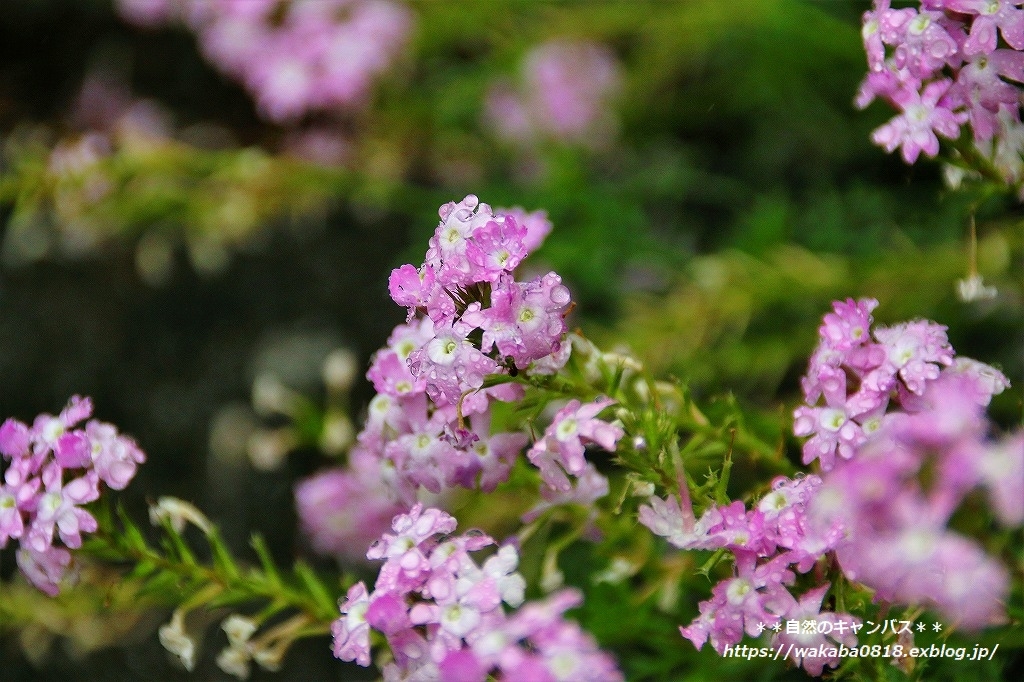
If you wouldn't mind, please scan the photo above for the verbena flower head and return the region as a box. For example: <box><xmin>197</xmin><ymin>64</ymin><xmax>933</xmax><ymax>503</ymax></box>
<box><xmin>332</xmin><ymin>505</ymin><xmax>623</xmax><ymax>681</ymax></box>
<box><xmin>298</xmin><ymin>195</ymin><xmax>574</xmax><ymax>525</ymax></box>
<box><xmin>295</xmin><ymin>467</ymin><xmax>405</xmax><ymax>563</ymax></box>
<box><xmin>0</xmin><ymin>397</ymin><xmax>145</xmax><ymax>594</ymax></box>
<box><xmin>795</xmin><ymin>298</ymin><xmax>960</xmax><ymax>470</ymax></box>
<box><xmin>806</xmin><ymin>350</ymin><xmax>1014</xmax><ymax>629</ymax></box>
<box><xmin>485</xmin><ymin>40</ymin><xmax>623</xmax><ymax>148</ymax></box>
<box><xmin>116</xmin><ymin>0</ymin><xmax>412</xmax><ymax>122</ymax></box>
<box><xmin>665</xmin><ymin>470</ymin><xmax>848</xmax><ymax>660</ymax></box>
<box><xmin>390</xmin><ymin>195</ymin><xmax>569</xmax><ymax>396</ymax></box>
<box><xmin>680</xmin><ymin>551</ymin><xmax>798</xmax><ymax>653</ymax></box>
<box><xmin>857</xmin><ymin>0</ymin><xmax>1024</xmax><ymax>179</ymax></box>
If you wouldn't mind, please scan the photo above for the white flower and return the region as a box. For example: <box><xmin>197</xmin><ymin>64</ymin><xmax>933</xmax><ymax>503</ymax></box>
<box><xmin>159</xmin><ymin>609</ymin><xmax>198</xmax><ymax>672</ymax></box>
<box><xmin>957</xmin><ymin>274</ymin><xmax>997</xmax><ymax>302</ymax></box>
<box><xmin>149</xmin><ymin>496</ymin><xmax>213</xmax><ymax>535</ymax></box>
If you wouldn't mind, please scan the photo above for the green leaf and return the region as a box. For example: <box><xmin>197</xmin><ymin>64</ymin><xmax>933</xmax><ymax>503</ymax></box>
<box><xmin>207</xmin><ymin>529</ymin><xmax>241</xmax><ymax>582</ymax></box>
<box><xmin>251</xmin><ymin>534</ymin><xmax>283</xmax><ymax>589</ymax></box>
<box><xmin>294</xmin><ymin>561</ymin><xmax>336</xmax><ymax>619</ymax></box>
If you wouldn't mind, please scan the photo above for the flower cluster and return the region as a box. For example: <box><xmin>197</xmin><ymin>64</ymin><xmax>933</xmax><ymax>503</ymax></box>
<box><xmin>298</xmin><ymin>197</ymin><xmax>624</xmax><ymax>556</ymax></box>
<box><xmin>390</xmin><ymin>195</ymin><xmax>566</xmax><ymax>392</ymax></box>
<box><xmin>293</xmin><ymin>465</ymin><xmax>406</xmax><ymax>564</ymax></box>
<box><xmin>789</xmin><ymin>299</ymin><xmax>1018</xmax><ymax>629</ymax></box>
<box><xmin>794</xmin><ymin>297</ymin><xmax>994</xmax><ymax>471</ymax></box>
<box><xmin>639</xmin><ymin>475</ymin><xmax>857</xmax><ymax>676</ymax></box>
<box><xmin>116</xmin><ymin>0</ymin><xmax>412</xmax><ymax>122</ymax></box>
<box><xmin>332</xmin><ymin>504</ymin><xmax>623</xmax><ymax>681</ymax></box>
<box><xmin>857</xmin><ymin>0</ymin><xmax>1024</xmax><ymax>175</ymax></box>
<box><xmin>485</xmin><ymin>40</ymin><xmax>623</xmax><ymax>148</ymax></box>
<box><xmin>795</xmin><ymin>297</ymin><xmax>1009</xmax><ymax>471</ymax></box>
<box><xmin>809</xmin><ymin>373</ymin><xmax>1020</xmax><ymax>630</ymax></box>
<box><xmin>640</xmin><ymin>299</ymin><xmax>1015</xmax><ymax>675</ymax></box>
<box><xmin>0</xmin><ymin>396</ymin><xmax>145</xmax><ymax>595</ymax></box>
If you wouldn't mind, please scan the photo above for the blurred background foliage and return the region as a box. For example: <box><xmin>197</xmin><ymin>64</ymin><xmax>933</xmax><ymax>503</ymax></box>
<box><xmin>0</xmin><ymin>0</ymin><xmax>1021</xmax><ymax>680</ymax></box>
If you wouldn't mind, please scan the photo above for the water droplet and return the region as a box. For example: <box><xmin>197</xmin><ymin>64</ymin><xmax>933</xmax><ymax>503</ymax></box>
<box><xmin>551</xmin><ymin>285</ymin><xmax>571</xmax><ymax>306</ymax></box>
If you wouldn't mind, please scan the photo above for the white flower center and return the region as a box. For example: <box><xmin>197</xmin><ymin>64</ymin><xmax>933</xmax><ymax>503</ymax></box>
<box><xmin>820</xmin><ymin>408</ymin><xmax>847</xmax><ymax>432</ymax></box>
<box><xmin>41</xmin><ymin>492</ymin><xmax>63</xmax><ymax>517</ymax></box>
<box><xmin>904</xmin><ymin>103</ymin><xmax>929</xmax><ymax>125</ymax></box>
<box><xmin>903</xmin><ymin>529</ymin><xmax>936</xmax><ymax>561</ymax></box>
<box><xmin>42</xmin><ymin>418</ymin><xmax>64</xmax><ymax>443</ymax></box>
<box><xmin>862</xmin><ymin>18</ymin><xmax>879</xmax><ymax>40</ymax></box>
<box><xmin>347</xmin><ymin>600</ymin><xmax>369</xmax><ymax>627</ymax></box>
<box><xmin>396</xmin><ymin>340</ymin><xmax>416</xmax><ymax>360</ymax></box>
<box><xmin>427</xmin><ymin>337</ymin><xmax>460</xmax><ymax>365</ymax></box>
<box><xmin>555</xmin><ymin>418</ymin><xmax>578</xmax><ymax>441</ymax></box>
<box><xmin>908</xmin><ymin>15</ymin><xmax>931</xmax><ymax>35</ymax></box>
<box><xmin>726</xmin><ymin>578</ymin><xmax>752</xmax><ymax>605</ymax></box>
<box><xmin>441</xmin><ymin>603</ymin><xmax>480</xmax><ymax>637</ymax></box>
<box><xmin>759</xmin><ymin>490</ymin><xmax>791</xmax><ymax>513</ymax></box>
<box><xmin>444</xmin><ymin>226</ymin><xmax>462</xmax><ymax>245</ymax></box>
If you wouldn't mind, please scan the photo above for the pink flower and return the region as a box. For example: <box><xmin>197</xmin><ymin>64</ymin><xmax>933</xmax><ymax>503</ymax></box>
<box><xmin>0</xmin><ymin>418</ymin><xmax>31</xmax><ymax>459</ymax></box>
<box><xmin>367</xmin><ymin>317</ymin><xmax>435</xmax><ymax>397</ymax></box>
<box><xmin>465</xmin><ymin>216</ymin><xmax>528</xmax><ymax>281</ymax></box>
<box><xmin>463</xmin><ymin>272</ymin><xmax>571</xmax><ymax>369</ymax></box>
<box><xmin>25</xmin><ymin>465</ymin><xmax>99</xmax><ymax>552</ymax></box>
<box><xmin>949</xmin><ymin>51</ymin><xmax>1024</xmax><ymax>142</ymax></box>
<box><xmin>408</xmin><ymin>321</ymin><xmax>500</xmax><ymax>406</ymax></box>
<box><xmin>16</xmin><ymin>545</ymin><xmax>75</xmax><ymax>597</ymax></box>
<box><xmin>486</xmin><ymin>40</ymin><xmax>623</xmax><ymax>148</ymax></box>
<box><xmin>681</xmin><ymin>552</ymin><xmax>797</xmax><ymax>654</ymax></box>
<box><xmin>0</xmin><ymin>485</ymin><xmax>25</xmax><ymax>546</ymax></box>
<box><xmin>495</xmin><ymin>206</ymin><xmax>553</xmax><ymax>255</ymax></box>
<box><xmin>1</xmin><ymin>396</ymin><xmax>145</xmax><ymax>594</ymax></box>
<box><xmin>637</xmin><ymin>493</ymin><xmax>725</xmax><ymax>550</ymax></box>
<box><xmin>333</xmin><ymin>507</ymin><xmax>622</xmax><ymax>681</ymax></box>
<box><xmin>891</xmin><ymin>8</ymin><xmax>960</xmax><ymax>79</ymax></box>
<box><xmin>977</xmin><ymin>430</ymin><xmax>1024</xmax><ymax>526</ymax></box>
<box><xmin>947</xmin><ymin>0</ymin><xmax>1024</xmax><ymax>55</ymax></box>
<box><xmin>871</xmin><ymin>78</ymin><xmax>964</xmax><ymax>164</ymax></box>
<box><xmin>332</xmin><ymin>582</ymin><xmax>372</xmax><ymax>666</ymax></box>
<box><xmin>116</xmin><ymin>0</ymin><xmax>412</xmax><ymax>122</ymax></box>
<box><xmin>942</xmin><ymin>357</ymin><xmax>1011</xmax><ymax>405</ymax></box>
<box><xmin>793</xmin><ymin>398</ymin><xmax>866</xmax><ymax>470</ymax></box>
<box><xmin>872</xmin><ymin>318</ymin><xmax>954</xmax><ymax>395</ymax></box>
<box><xmin>772</xmin><ymin>584</ymin><xmax>860</xmax><ymax>676</ymax></box>
<box><xmin>522</xmin><ymin>462</ymin><xmax>610</xmax><ymax>538</ymax></box>
<box><xmin>84</xmin><ymin>420</ymin><xmax>147</xmax><ymax>489</ymax></box>
<box><xmin>819</xmin><ymin>297</ymin><xmax>877</xmax><ymax>351</ymax></box>
<box><xmin>295</xmin><ymin>467</ymin><xmax>405</xmax><ymax>563</ymax></box>
<box><xmin>527</xmin><ymin>398</ymin><xmax>623</xmax><ymax>492</ymax></box>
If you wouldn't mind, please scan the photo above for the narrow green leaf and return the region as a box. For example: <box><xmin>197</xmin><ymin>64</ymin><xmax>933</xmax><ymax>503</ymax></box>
<box><xmin>130</xmin><ymin>560</ymin><xmax>158</xmax><ymax>580</ymax></box>
<box><xmin>160</xmin><ymin>518</ymin><xmax>198</xmax><ymax>567</ymax></box>
<box><xmin>208</xmin><ymin>589</ymin><xmax>256</xmax><ymax>609</ymax></box>
<box><xmin>117</xmin><ymin>505</ymin><xmax>149</xmax><ymax>552</ymax></box>
<box><xmin>207</xmin><ymin>529</ymin><xmax>241</xmax><ymax>582</ymax></box>
<box><xmin>294</xmin><ymin>561</ymin><xmax>336</xmax><ymax>618</ymax></box>
<box><xmin>138</xmin><ymin>570</ymin><xmax>185</xmax><ymax>599</ymax></box>
<box><xmin>250</xmin><ymin>534</ymin><xmax>282</xmax><ymax>588</ymax></box>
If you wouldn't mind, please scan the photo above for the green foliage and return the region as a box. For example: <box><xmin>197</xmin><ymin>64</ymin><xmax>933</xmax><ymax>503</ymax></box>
<box><xmin>83</xmin><ymin>500</ymin><xmax>342</xmax><ymax>627</ymax></box>
<box><xmin>0</xmin><ymin>0</ymin><xmax>1022</xmax><ymax>680</ymax></box>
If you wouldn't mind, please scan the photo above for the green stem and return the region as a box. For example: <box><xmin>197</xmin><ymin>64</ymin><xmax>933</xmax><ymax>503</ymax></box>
<box><xmin>84</xmin><ymin>514</ymin><xmax>340</xmax><ymax>629</ymax></box>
